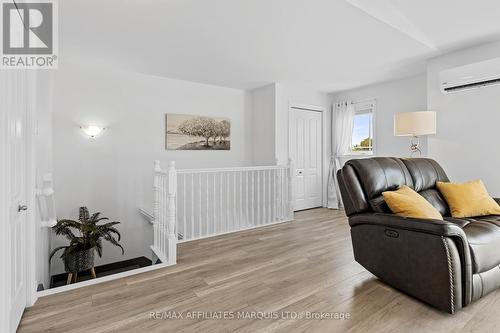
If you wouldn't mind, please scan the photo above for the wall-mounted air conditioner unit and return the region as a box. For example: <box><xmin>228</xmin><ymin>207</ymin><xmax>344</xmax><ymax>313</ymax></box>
<box><xmin>440</xmin><ymin>57</ymin><xmax>500</xmax><ymax>93</ymax></box>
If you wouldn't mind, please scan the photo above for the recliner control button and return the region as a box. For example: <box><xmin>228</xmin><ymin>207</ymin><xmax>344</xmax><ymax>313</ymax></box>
<box><xmin>385</xmin><ymin>229</ymin><xmax>399</xmax><ymax>238</ymax></box>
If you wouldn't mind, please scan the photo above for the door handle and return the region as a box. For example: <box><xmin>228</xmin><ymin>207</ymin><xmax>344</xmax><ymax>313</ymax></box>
<box><xmin>18</xmin><ymin>204</ymin><xmax>28</xmax><ymax>212</ymax></box>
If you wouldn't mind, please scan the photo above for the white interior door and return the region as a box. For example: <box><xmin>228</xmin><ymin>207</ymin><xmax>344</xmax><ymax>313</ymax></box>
<box><xmin>290</xmin><ymin>108</ymin><xmax>322</xmax><ymax>211</ymax></box>
<box><xmin>6</xmin><ymin>72</ymin><xmax>29</xmax><ymax>331</ymax></box>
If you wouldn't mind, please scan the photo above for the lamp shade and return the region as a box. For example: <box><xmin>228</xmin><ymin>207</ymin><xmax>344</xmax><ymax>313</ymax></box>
<box><xmin>394</xmin><ymin>111</ymin><xmax>436</xmax><ymax>136</ymax></box>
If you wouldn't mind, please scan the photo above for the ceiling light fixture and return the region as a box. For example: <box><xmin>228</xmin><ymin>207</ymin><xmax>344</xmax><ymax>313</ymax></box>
<box><xmin>81</xmin><ymin>125</ymin><xmax>106</xmax><ymax>138</ymax></box>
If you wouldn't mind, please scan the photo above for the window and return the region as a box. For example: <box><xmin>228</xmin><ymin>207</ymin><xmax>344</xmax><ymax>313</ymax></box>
<box><xmin>350</xmin><ymin>100</ymin><xmax>375</xmax><ymax>155</ymax></box>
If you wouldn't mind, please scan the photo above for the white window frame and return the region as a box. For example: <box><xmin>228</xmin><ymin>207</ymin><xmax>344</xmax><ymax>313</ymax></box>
<box><xmin>348</xmin><ymin>99</ymin><xmax>376</xmax><ymax>156</ymax></box>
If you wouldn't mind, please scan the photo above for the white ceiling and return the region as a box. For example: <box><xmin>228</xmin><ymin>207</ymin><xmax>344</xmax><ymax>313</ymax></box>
<box><xmin>60</xmin><ymin>0</ymin><xmax>500</xmax><ymax>92</ymax></box>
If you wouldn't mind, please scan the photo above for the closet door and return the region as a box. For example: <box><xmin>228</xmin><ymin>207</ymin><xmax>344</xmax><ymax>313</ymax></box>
<box><xmin>290</xmin><ymin>108</ymin><xmax>322</xmax><ymax>211</ymax></box>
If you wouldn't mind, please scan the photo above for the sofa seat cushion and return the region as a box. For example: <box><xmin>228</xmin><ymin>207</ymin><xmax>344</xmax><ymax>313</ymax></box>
<box><xmin>447</xmin><ymin>216</ymin><xmax>500</xmax><ymax>273</ymax></box>
<box><xmin>474</xmin><ymin>215</ymin><xmax>500</xmax><ymax>226</ymax></box>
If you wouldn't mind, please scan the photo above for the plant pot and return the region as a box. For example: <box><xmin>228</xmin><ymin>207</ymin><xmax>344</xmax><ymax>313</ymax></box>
<box><xmin>64</xmin><ymin>248</ymin><xmax>94</xmax><ymax>273</ymax></box>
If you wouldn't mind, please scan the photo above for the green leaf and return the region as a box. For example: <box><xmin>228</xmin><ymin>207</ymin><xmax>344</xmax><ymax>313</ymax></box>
<box><xmin>51</xmin><ymin>208</ymin><xmax>124</xmax><ymax>261</ymax></box>
<box><xmin>95</xmin><ymin>240</ymin><xmax>103</xmax><ymax>257</ymax></box>
<box><xmin>49</xmin><ymin>246</ymin><xmax>68</xmax><ymax>263</ymax></box>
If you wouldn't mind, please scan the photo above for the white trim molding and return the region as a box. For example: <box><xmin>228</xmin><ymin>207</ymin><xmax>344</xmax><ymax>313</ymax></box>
<box><xmin>139</xmin><ymin>208</ymin><xmax>155</xmax><ymax>224</ymax></box>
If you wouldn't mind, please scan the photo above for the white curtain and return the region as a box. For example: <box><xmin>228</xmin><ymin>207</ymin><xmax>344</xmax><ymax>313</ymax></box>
<box><xmin>327</xmin><ymin>101</ymin><xmax>355</xmax><ymax>209</ymax></box>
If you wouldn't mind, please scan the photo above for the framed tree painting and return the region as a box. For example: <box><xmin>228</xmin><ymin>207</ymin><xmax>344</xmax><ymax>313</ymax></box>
<box><xmin>165</xmin><ymin>114</ymin><xmax>231</xmax><ymax>150</ymax></box>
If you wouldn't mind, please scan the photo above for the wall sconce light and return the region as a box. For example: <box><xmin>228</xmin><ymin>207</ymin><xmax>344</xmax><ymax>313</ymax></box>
<box><xmin>80</xmin><ymin>125</ymin><xmax>106</xmax><ymax>138</ymax></box>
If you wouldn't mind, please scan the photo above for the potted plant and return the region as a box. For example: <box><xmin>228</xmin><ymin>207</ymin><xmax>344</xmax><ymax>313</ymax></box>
<box><xmin>49</xmin><ymin>207</ymin><xmax>124</xmax><ymax>274</ymax></box>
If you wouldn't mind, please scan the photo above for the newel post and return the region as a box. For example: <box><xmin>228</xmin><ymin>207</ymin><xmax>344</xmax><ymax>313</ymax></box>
<box><xmin>288</xmin><ymin>158</ymin><xmax>294</xmax><ymax>219</ymax></box>
<box><xmin>167</xmin><ymin>161</ymin><xmax>177</xmax><ymax>265</ymax></box>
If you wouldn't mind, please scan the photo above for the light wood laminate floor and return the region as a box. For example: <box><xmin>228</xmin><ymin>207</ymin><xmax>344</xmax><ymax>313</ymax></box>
<box><xmin>18</xmin><ymin>209</ymin><xmax>500</xmax><ymax>332</ymax></box>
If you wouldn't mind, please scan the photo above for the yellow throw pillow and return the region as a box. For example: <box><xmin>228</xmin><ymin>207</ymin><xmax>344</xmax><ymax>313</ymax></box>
<box><xmin>382</xmin><ymin>185</ymin><xmax>443</xmax><ymax>220</ymax></box>
<box><xmin>436</xmin><ymin>180</ymin><xmax>500</xmax><ymax>218</ymax></box>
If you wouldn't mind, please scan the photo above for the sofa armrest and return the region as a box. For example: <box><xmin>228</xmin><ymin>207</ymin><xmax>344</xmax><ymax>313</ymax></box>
<box><xmin>349</xmin><ymin>213</ymin><xmax>467</xmax><ymax>239</ymax></box>
<box><xmin>349</xmin><ymin>212</ymin><xmax>472</xmax><ymax>309</ymax></box>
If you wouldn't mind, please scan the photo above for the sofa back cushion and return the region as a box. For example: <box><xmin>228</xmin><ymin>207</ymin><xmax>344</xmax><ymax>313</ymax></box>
<box><xmin>340</xmin><ymin>157</ymin><xmax>413</xmax><ymax>214</ymax></box>
<box><xmin>400</xmin><ymin>158</ymin><xmax>450</xmax><ymax>216</ymax></box>
<box><xmin>337</xmin><ymin>157</ymin><xmax>450</xmax><ymax>216</ymax></box>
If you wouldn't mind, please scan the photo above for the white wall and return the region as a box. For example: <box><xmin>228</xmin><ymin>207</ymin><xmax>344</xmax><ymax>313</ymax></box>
<box><xmin>34</xmin><ymin>72</ymin><xmax>54</xmax><ymax>289</ymax></box>
<box><xmin>250</xmin><ymin>84</ymin><xmax>276</xmax><ymax>165</ymax></box>
<box><xmin>329</xmin><ymin>74</ymin><xmax>428</xmax><ymax>160</ymax></box>
<box><xmin>51</xmin><ymin>64</ymin><xmax>254</xmax><ymax>274</ymax></box>
<box><xmin>427</xmin><ymin>41</ymin><xmax>500</xmax><ymax>196</ymax></box>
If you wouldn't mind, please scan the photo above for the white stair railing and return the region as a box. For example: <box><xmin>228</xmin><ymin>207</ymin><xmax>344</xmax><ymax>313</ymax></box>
<box><xmin>152</xmin><ymin>159</ymin><xmax>294</xmax><ymax>264</ymax></box>
<box><xmin>36</xmin><ymin>173</ymin><xmax>57</xmax><ymax>228</ymax></box>
<box><xmin>152</xmin><ymin>161</ymin><xmax>177</xmax><ymax>265</ymax></box>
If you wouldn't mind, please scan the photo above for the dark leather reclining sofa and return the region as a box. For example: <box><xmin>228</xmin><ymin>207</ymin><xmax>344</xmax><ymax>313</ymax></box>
<box><xmin>337</xmin><ymin>157</ymin><xmax>500</xmax><ymax>314</ymax></box>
